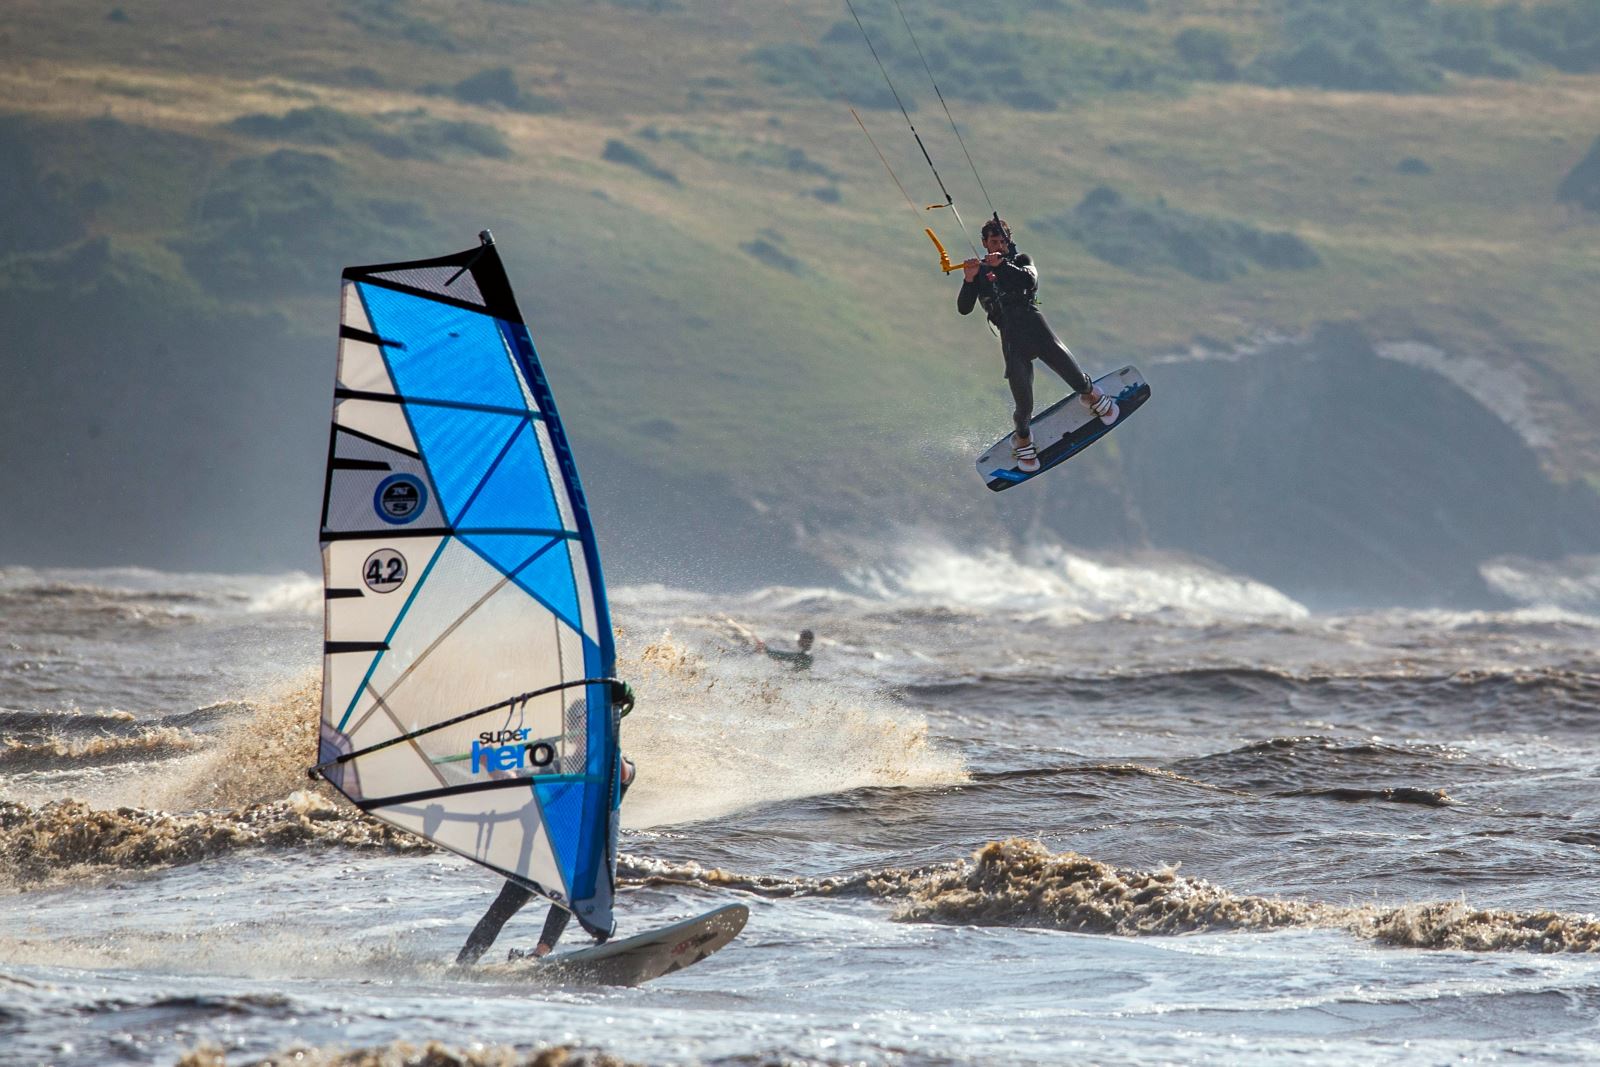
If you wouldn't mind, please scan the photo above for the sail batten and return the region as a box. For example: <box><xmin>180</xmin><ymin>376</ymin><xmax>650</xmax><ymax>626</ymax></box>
<box><xmin>317</xmin><ymin>235</ymin><xmax>619</xmax><ymax>935</ymax></box>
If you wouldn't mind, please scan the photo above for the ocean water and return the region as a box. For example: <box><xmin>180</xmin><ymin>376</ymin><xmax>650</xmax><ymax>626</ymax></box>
<box><xmin>4</xmin><ymin>546</ymin><xmax>1600</xmax><ymax>1066</ymax></box>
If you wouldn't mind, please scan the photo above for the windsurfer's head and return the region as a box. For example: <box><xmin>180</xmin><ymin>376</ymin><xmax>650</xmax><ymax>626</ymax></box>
<box><xmin>798</xmin><ymin>629</ymin><xmax>815</xmax><ymax>651</ymax></box>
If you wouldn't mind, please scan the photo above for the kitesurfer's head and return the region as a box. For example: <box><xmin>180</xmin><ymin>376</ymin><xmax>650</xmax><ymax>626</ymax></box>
<box><xmin>797</xmin><ymin>629</ymin><xmax>815</xmax><ymax>651</ymax></box>
<box><xmin>981</xmin><ymin>216</ymin><xmax>1015</xmax><ymax>258</ymax></box>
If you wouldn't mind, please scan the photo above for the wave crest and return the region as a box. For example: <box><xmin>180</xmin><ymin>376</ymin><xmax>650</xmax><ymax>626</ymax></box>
<box><xmin>0</xmin><ymin>792</ymin><xmax>429</xmax><ymax>889</ymax></box>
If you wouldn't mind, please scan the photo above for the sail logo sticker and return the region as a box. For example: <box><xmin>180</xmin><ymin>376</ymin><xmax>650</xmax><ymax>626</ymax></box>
<box><xmin>374</xmin><ymin>474</ymin><xmax>427</xmax><ymax>524</ymax></box>
<box><xmin>471</xmin><ymin>728</ymin><xmax>556</xmax><ymax>774</ymax></box>
<box><xmin>362</xmin><ymin>549</ymin><xmax>407</xmax><ymax>593</ymax></box>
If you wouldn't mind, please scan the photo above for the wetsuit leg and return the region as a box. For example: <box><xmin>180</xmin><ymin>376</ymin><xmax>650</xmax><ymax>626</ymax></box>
<box><xmin>1002</xmin><ymin>335</ymin><xmax>1036</xmax><ymax>437</ymax></box>
<box><xmin>537</xmin><ymin>905</ymin><xmax>573</xmax><ymax>952</ymax></box>
<box><xmin>1009</xmin><ymin>367</ymin><xmax>1036</xmax><ymax>437</ymax></box>
<box><xmin>455</xmin><ymin>880</ymin><xmax>536</xmax><ymax>964</ymax></box>
<box><xmin>1034</xmin><ymin>332</ymin><xmax>1094</xmax><ymax>395</ymax></box>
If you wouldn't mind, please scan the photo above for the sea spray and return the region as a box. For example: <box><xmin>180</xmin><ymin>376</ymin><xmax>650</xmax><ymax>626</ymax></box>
<box><xmin>175</xmin><ymin>1041</ymin><xmax>639</xmax><ymax>1067</ymax></box>
<box><xmin>617</xmin><ymin>632</ymin><xmax>966</xmax><ymax>828</ymax></box>
<box><xmin>847</xmin><ymin>537</ymin><xmax>1308</xmax><ymax>623</ymax></box>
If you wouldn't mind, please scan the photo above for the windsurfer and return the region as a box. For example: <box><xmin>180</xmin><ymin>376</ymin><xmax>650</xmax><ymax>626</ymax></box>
<box><xmin>454</xmin><ymin>754</ymin><xmax>636</xmax><ymax>965</ymax></box>
<box><xmin>957</xmin><ymin>216</ymin><xmax>1116</xmax><ymax>473</ymax></box>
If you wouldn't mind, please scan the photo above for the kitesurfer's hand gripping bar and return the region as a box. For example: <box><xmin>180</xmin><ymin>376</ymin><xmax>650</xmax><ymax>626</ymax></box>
<box><xmin>307</xmin><ymin>676</ymin><xmax>633</xmax><ymax>779</ymax></box>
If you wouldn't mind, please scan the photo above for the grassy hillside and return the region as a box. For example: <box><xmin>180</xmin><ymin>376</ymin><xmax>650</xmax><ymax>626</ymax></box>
<box><xmin>2</xmin><ymin>0</ymin><xmax>1598</xmax><ymax>576</ymax></box>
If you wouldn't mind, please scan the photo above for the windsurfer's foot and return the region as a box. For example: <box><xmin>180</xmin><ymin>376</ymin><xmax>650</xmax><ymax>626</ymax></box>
<box><xmin>1011</xmin><ymin>433</ymin><xmax>1040</xmax><ymax>473</ymax></box>
<box><xmin>1082</xmin><ymin>387</ymin><xmax>1118</xmax><ymax>426</ymax></box>
<box><xmin>507</xmin><ymin>943</ymin><xmax>555</xmax><ymax>962</ymax></box>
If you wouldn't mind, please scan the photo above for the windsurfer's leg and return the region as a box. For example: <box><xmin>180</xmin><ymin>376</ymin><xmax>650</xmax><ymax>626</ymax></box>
<box><xmin>455</xmin><ymin>880</ymin><xmax>536</xmax><ymax>965</ymax></box>
<box><xmin>534</xmin><ymin>905</ymin><xmax>573</xmax><ymax>956</ymax></box>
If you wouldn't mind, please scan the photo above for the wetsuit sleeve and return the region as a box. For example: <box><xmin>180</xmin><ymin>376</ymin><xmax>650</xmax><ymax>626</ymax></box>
<box><xmin>991</xmin><ymin>259</ymin><xmax>1037</xmax><ymax>288</ymax></box>
<box><xmin>957</xmin><ymin>279</ymin><xmax>980</xmax><ymax>316</ymax></box>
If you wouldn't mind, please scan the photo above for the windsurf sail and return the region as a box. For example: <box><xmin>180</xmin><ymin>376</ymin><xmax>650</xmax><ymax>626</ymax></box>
<box><xmin>312</xmin><ymin>231</ymin><xmax>623</xmax><ymax>937</ymax></box>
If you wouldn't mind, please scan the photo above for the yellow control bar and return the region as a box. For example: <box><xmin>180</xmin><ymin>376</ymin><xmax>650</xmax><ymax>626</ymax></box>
<box><xmin>925</xmin><ymin>228</ymin><xmax>962</xmax><ymax>273</ymax></box>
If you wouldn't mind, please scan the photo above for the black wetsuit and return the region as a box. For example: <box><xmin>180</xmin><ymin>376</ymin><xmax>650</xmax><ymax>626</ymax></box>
<box><xmin>957</xmin><ymin>253</ymin><xmax>1094</xmax><ymax>436</ymax></box>
<box><xmin>454</xmin><ymin>881</ymin><xmax>569</xmax><ymax>965</ymax></box>
<box><xmin>454</xmin><ymin>758</ymin><xmax>634</xmax><ymax>965</ymax></box>
<box><xmin>762</xmin><ymin>646</ymin><xmax>813</xmax><ymax>672</ymax></box>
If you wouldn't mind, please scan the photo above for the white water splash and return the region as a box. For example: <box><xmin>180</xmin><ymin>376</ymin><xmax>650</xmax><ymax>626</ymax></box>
<box><xmin>849</xmin><ymin>537</ymin><xmax>1307</xmax><ymax>624</ymax></box>
<box><xmin>615</xmin><ymin>634</ymin><xmax>965</xmax><ymax>829</ymax></box>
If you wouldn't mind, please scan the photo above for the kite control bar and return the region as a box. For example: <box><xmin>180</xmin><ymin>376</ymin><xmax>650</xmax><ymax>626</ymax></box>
<box><xmin>926</xmin><ymin>228</ymin><xmax>963</xmax><ymax>273</ymax></box>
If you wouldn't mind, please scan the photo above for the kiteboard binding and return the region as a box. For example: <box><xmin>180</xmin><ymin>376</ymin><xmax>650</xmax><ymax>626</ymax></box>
<box><xmin>1084</xmin><ymin>389</ymin><xmax>1118</xmax><ymax>425</ymax></box>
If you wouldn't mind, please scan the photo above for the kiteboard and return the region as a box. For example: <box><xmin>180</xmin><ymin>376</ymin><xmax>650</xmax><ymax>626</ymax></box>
<box><xmin>975</xmin><ymin>365</ymin><xmax>1150</xmax><ymax>491</ymax></box>
<box><xmin>504</xmin><ymin>903</ymin><xmax>749</xmax><ymax>987</ymax></box>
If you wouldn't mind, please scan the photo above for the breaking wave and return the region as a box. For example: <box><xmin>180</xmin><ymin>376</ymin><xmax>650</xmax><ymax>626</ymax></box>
<box><xmin>1481</xmin><ymin>554</ymin><xmax>1600</xmax><ymax>613</ymax></box>
<box><xmin>0</xmin><ymin>726</ymin><xmax>205</xmax><ymax>771</ymax></box>
<box><xmin>0</xmin><ymin>791</ymin><xmax>429</xmax><ymax>889</ymax></box>
<box><xmin>175</xmin><ymin>1041</ymin><xmax>636</xmax><ymax>1067</ymax></box>
<box><xmin>621</xmin><ymin>839</ymin><xmax>1600</xmax><ymax>954</ymax></box>
<box><xmin>848</xmin><ymin>538</ymin><xmax>1308</xmax><ymax>623</ymax></box>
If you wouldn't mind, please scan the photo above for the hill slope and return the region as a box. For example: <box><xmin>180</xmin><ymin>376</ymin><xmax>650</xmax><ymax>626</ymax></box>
<box><xmin>2</xmin><ymin>0</ymin><xmax>1597</xmax><ymax>604</ymax></box>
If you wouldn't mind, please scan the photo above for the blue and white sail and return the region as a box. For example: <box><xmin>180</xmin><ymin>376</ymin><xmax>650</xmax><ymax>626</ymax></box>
<box><xmin>314</xmin><ymin>232</ymin><xmax>621</xmax><ymax>936</ymax></box>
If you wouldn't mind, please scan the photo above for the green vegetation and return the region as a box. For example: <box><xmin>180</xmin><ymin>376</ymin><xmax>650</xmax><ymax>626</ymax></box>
<box><xmin>1173</xmin><ymin>27</ymin><xmax>1238</xmax><ymax>82</ymax></box>
<box><xmin>1038</xmin><ymin>186</ymin><xmax>1319</xmax><ymax>282</ymax></box>
<box><xmin>637</xmin><ymin>126</ymin><xmax>839</xmax><ymax>181</ymax></box>
<box><xmin>436</xmin><ymin>67</ymin><xmax>562</xmax><ymax>113</ymax></box>
<box><xmin>600</xmin><ymin>139</ymin><xmax>678</xmax><ymax>184</ymax></box>
<box><xmin>172</xmin><ymin>149</ymin><xmax>435</xmax><ymax>298</ymax></box>
<box><xmin>1243</xmin><ymin>0</ymin><xmax>1600</xmax><ymax>92</ymax></box>
<box><xmin>0</xmin><ymin>118</ymin><xmax>90</xmax><ymax>254</ymax></box>
<box><xmin>229</xmin><ymin>107</ymin><xmax>510</xmax><ymax>160</ymax></box>
<box><xmin>337</xmin><ymin>0</ymin><xmax>456</xmax><ymax>52</ymax></box>
<box><xmin>1558</xmin><ymin>135</ymin><xmax>1600</xmax><ymax>211</ymax></box>
<box><xmin>754</xmin><ymin>0</ymin><xmax>1600</xmax><ymax>110</ymax></box>
<box><xmin>4</xmin><ymin>0</ymin><xmax>1600</xmax><ymax>520</ymax></box>
<box><xmin>1493</xmin><ymin>1</ymin><xmax>1600</xmax><ymax>72</ymax></box>
<box><xmin>741</xmin><ymin>232</ymin><xmax>803</xmax><ymax>274</ymax></box>
<box><xmin>752</xmin><ymin>7</ymin><xmax>1175</xmax><ymax>110</ymax></box>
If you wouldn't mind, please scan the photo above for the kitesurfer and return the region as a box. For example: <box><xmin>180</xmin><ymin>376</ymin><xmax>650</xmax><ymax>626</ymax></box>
<box><xmin>754</xmin><ymin>629</ymin><xmax>815</xmax><ymax>672</ymax></box>
<box><xmin>958</xmin><ymin>216</ymin><xmax>1116</xmax><ymax>473</ymax></box>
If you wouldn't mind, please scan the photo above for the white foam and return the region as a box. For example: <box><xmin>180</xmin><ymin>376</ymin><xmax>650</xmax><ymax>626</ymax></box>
<box><xmin>244</xmin><ymin>573</ymin><xmax>323</xmax><ymax>615</ymax></box>
<box><xmin>615</xmin><ymin>634</ymin><xmax>966</xmax><ymax>829</ymax></box>
<box><xmin>849</xmin><ymin>537</ymin><xmax>1307</xmax><ymax>624</ymax></box>
<box><xmin>1480</xmin><ymin>554</ymin><xmax>1600</xmax><ymax>614</ymax></box>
